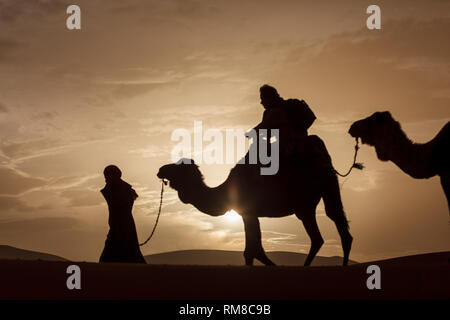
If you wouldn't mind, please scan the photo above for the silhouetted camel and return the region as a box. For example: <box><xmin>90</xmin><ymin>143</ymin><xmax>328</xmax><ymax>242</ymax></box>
<box><xmin>157</xmin><ymin>136</ymin><xmax>353</xmax><ymax>266</ymax></box>
<box><xmin>349</xmin><ymin>111</ymin><xmax>450</xmax><ymax>210</ymax></box>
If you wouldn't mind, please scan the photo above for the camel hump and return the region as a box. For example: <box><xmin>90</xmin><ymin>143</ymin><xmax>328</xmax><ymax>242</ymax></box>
<box><xmin>432</xmin><ymin>121</ymin><xmax>449</xmax><ymax>154</ymax></box>
<box><xmin>307</xmin><ymin>134</ymin><xmax>325</xmax><ymax>146</ymax></box>
<box><xmin>432</xmin><ymin>121</ymin><xmax>450</xmax><ymax>173</ymax></box>
<box><xmin>305</xmin><ymin>135</ymin><xmax>333</xmax><ymax>165</ymax></box>
<box><xmin>437</xmin><ymin>121</ymin><xmax>450</xmax><ymax>141</ymax></box>
<box><xmin>306</xmin><ymin>135</ymin><xmax>328</xmax><ymax>153</ymax></box>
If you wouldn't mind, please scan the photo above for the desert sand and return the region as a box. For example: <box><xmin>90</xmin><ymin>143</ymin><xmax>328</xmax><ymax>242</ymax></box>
<box><xmin>0</xmin><ymin>251</ymin><xmax>448</xmax><ymax>300</ymax></box>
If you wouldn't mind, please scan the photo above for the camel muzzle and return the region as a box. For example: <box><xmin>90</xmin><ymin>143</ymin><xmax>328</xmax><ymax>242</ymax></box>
<box><xmin>156</xmin><ymin>169</ymin><xmax>170</xmax><ymax>186</ymax></box>
<box><xmin>157</xmin><ymin>170</ymin><xmax>168</xmax><ymax>181</ymax></box>
<box><xmin>348</xmin><ymin>122</ymin><xmax>360</xmax><ymax>139</ymax></box>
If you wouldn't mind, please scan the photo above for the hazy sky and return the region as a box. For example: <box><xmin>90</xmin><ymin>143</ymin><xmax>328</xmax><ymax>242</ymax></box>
<box><xmin>0</xmin><ymin>0</ymin><xmax>449</xmax><ymax>262</ymax></box>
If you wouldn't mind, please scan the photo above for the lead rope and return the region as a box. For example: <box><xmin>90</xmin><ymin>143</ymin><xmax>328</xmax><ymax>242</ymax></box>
<box><xmin>333</xmin><ymin>138</ymin><xmax>364</xmax><ymax>177</ymax></box>
<box><xmin>139</xmin><ymin>179</ymin><xmax>166</xmax><ymax>247</ymax></box>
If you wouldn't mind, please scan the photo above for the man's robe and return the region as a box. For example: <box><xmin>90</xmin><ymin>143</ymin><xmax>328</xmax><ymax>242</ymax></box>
<box><xmin>100</xmin><ymin>179</ymin><xmax>146</xmax><ymax>263</ymax></box>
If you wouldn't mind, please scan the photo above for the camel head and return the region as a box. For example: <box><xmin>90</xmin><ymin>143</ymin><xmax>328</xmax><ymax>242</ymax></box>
<box><xmin>157</xmin><ymin>158</ymin><xmax>204</xmax><ymax>203</ymax></box>
<box><xmin>349</xmin><ymin>111</ymin><xmax>399</xmax><ymax>161</ymax></box>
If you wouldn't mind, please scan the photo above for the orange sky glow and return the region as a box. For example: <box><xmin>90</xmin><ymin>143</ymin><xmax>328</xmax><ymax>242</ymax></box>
<box><xmin>0</xmin><ymin>0</ymin><xmax>449</xmax><ymax>262</ymax></box>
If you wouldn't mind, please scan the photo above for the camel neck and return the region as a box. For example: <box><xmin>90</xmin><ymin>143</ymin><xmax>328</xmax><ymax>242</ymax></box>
<box><xmin>385</xmin><ymin>132</ymin><xmax>435</xmax><ymax>179</ymax></box>
<box><xmin>187</xmin><ymin>180</ymin><xmax>230</xmax><ymax>216</ymax></box>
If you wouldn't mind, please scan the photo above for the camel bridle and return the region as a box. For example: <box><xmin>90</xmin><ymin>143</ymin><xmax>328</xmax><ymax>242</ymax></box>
<box><xmin>333</xmin><ymin>138</ymin><xmax>364</xmax><ymax>177</ymax></box>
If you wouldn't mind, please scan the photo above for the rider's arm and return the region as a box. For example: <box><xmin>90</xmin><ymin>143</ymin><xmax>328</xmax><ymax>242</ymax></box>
<box><xmin>300</xmin><ymin>100</ymin><xmax>316</xmax><ymax>130</ymax></box>
<box><xmin>254</xmin><ymin>110</ymin><xmax>269</xmax><ymax>130</ymax></box>
<box><xmin>255</xmin><ymin>109</ymin><xmax>286</xmax><ymax>130</ymax></box>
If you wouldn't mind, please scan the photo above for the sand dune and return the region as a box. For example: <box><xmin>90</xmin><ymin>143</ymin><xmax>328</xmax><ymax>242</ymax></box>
<box><xmin>0</xmin><ymin>245</ymin><xmax>357</xmax><ymax>266</ymax></box>
<box><xmin>145</xmin><ymin>249</ymin><xmax>358</xmax><ymax>266</ymax></box>
<box><xmin>0</xmin><ymin>245</ymin><xmax>67</xmax><ymax>262</ymax></box>
<box><xmin>0</xmin><ymin>251</ymin><xmax>448</xmax><ymax>300</ymax></box>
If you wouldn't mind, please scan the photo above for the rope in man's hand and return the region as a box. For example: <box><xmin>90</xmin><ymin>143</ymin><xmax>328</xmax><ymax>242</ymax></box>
<box><xmin>139</xmin><ymin>179</ymin><xmax>167</xmax><ymax>247</ymax></box>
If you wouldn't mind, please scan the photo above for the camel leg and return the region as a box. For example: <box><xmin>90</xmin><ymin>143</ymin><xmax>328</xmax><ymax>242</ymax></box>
<box><xmin>322</xmin><ymin>174</ymin><xmax>353</xmax><ymax>266</ymax></box>
<box><xmin>333</xmin><ymin>217</ymin><xmax>352</xmax><ymax>266</ymax></box>
<box><xmin>242</xmin><ymin>216</ymin><xmax>276</xmax><ymax>266</ymax></box>
<box><xmin>440</xmin><ymin>174</ymin><xmax>450</xmax><ymax>211</ymax></box>
<box><xmin>301</xmin><ymin>215</ymin><xmax>324</xmax><ymax>267</ymax></box>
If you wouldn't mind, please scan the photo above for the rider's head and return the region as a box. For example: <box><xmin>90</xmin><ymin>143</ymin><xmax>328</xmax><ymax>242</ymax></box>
<box><xmin>104</xmin><ymin>165</ymin><xmax>122</xmax><ymax>184</ymax></box>
<box><xmin>260</xmin><ymin>84</ymin><xmax>282</xmax><ymax>109</ymax></box>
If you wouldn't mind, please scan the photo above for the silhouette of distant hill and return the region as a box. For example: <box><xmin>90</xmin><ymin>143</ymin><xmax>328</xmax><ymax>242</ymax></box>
<box><xmin>362</xmin><ymin>251</ymin><xmax>450</xmax><ymax>265</ymax></box>
<box><xmin>145</xmin><ymin>249</ymin><xmax>357</xmax><ymax>266</ymax></box>
<box><xmin>0</xmin><ymin>245</ymin><xmax>67</xmax><ymax>261</ymax></box>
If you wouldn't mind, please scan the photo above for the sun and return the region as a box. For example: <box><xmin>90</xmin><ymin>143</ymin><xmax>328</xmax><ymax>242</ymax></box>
<box><xmin>224</xmin><ymin>209</ymin><xmax>241</xmax><ymax>222</ymax></box>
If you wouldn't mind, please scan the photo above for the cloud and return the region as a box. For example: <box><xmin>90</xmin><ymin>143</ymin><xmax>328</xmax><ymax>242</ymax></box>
<box><xmin>0</xmin><ymin>195</ymin><xmax>32</xmax><ymax>211</ymax></box>
<box><xmin>1</xmin><ymin>139</ymin><xmax>61</xmax><ymax>160</ymax></box>
<box><xmin>0</xmin><ymin>166</ymin><xmax>46</xmax><ymax>195</ymax></box>
<box><xmin>128</xmin><ymin>145</ymin><xmax>171</xmax><ymax>159</ymax></box>
<box><xmin>0</xmin><ymin>37</ymin><xmax>21</xmax><ymax>62</ymax></box>
<box><xmin>59</xmin><ymin>189</ymin><xmax>103</xmax><ymax>207</ymax></box>
<box><xmin>272</xmin><ymin>18</ymin><xmax>450</xmax><ymax>122</ymax></box>
<box><xmin>112</xmin><ymin>82</ymin><xmax>178</xmax><ymax>99</ymax></box>
<box><xmin>0</xmin><ymin>102</ymin><xmax>8</xmax><ymax>113</ymax></box>
<box><xmin>31</xmin><ymin>111</ymin><xmax>58</xmax><ymax>121</ymax></box>
<box><xmin>0</xmin><ymin>0</ymin><xmax>448</xmax><ymax>262</ymax></box>
<box><xmin>110</xmin><ymin>0</ymin><xmax>222</xmax><ymax>25</ymax></box>
<box><xmin>0</xmin><ymin>1</ymin><xmax>22</xmax><ymax>22</ymax></box>
<box><xmin>0</xmin><ymin>0</ymin><xmax>65</xmax><ymax>22</ymax></box>
<box><xmin>344</xmin><ymin>169</ymin><xmax>381</xmax><ymax>192</ymax></box>
<box><xmin>0</xmin><ymin>137</ymin><xmax>116</xmax><ymax>164</ymax></box>
<box><xmin>0</xmin><ymin>216</ymin><xmax>80</xmax><ymax>234</ymax></box>
<box><xmin>46</xmin><ymin>174</ymin><xmax>101</xmax><ymax>190</ymax></box>
<box><xmin>263</xmin><ymin>230</ymin><xmax>298</xmax><ymax>246</ymax></box>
